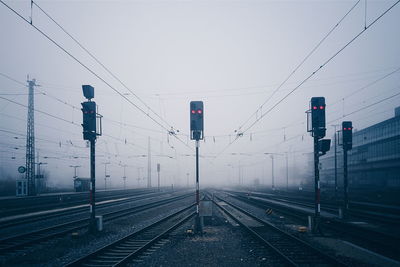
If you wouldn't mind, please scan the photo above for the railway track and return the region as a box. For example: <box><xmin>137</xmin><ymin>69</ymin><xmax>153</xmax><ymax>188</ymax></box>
<box><xmin>213</xmin><ymin>194</ymin><xmax>346</xmax><ymax>266</ymax></box>
<box><xmin>226</xmin><ymin>191</ymin><xmax>400</xmax><ymax>262</ymax></box>
<box><xmin>65</xmin><ymin>204</ymin><xmax>195</xmax><ymax>266</ymax></box>
<box><xmin>232</xmin><ymin>190</ymin><xmax>400</xmax><ymax>224</ymax></box>
<box><xmin>0</xmin><ymin>189</ymin><xmax>160</xmax><ymax>218</ymax></box>
<box><xmin>0</xmin><ymin>193</ymin><xmax>192</xmax><ymax>255</ymax></box>
<box><xmin>0</xmin><ymin>190</ymin><xmax>179</xmax><ymax>229</ymax></box>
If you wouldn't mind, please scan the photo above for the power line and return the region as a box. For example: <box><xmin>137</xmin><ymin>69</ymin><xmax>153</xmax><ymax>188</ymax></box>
<box><xmin>329</xmin><ymin>89</ymin><xmax>400</xmax><ymax>123</ymax></box>
<box><xmin>0</xmin><ymin>0</ymin><xmax>191</xmax><ymax>151</ymax></box>
<box><xmin>241</xmin><ymin>0</ymin><xmax>399</xmax><ymax>134</ymax></box>
<box><xmin>214</xmin><ymin>0</ymin><xmax>400</xmax><ymax>159</ymax></box>
<box><xmin>31</xmin><ymin>0</ymin><xmax>175</xmax><ymax>134</ymax></box>
<box><xmin>235</xmin><ymin>0</ymin><xmax>361</xmax><ymax>133</ymax></box>
<box><xmin>0</xmin><ymin>96</ymin><xmax>79</xmax><ymax>125</ymax></box>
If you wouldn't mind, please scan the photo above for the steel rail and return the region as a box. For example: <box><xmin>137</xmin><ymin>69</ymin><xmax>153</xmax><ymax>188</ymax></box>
<box><xmin>213</xmin><ymin>194</ymin><xmax>346</xmax><ymax>266</ymax></box>
<box><xmin>66</xmin><ymin>204</ymin><xmax>195</xmax><ymax>266</ymax></box>
<box><xmin>0</xmin><ymin>193</ymin><xmax>192</xmax><ymax>254</ymax></box>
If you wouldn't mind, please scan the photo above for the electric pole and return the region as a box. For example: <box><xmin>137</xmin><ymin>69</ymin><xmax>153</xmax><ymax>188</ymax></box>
<box><xmin>122</xmin><ymin>164</ymin><xmax>127</xmax><ymax>190</ymax></box>
<box><xmin>147</xmin><ymin>137</ymin><xmax>152</xmax><ymax>188</ymax></box>
<box><xmin>285</xmin><ymin>152</ymin><xmax>289</xmax><ymax>191</ymax></box>
<box><xmin>157</xmin><ymin>163</ymin><xmax>160</xmax><ymax>192</ymax></box>
<box><xmin>102</xmin><ymin>162</ymin><xmax>110</xmax><ymax>191</ymax></box>
<box><xmin>26</xmin><ymin>78</ymin><xmax>36</xmax><ymax>196</ymax></box>
<box><xmin>331</xmin><ymin>124</ymin><xmax>340</xmax><ymax>199</ymax></box>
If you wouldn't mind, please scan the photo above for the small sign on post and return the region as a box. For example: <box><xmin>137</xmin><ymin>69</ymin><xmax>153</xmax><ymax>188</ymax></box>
<box><xmin>18</xmin><ymin>166</ymin><xmax>26</xmax><ymax>174</ymax></box>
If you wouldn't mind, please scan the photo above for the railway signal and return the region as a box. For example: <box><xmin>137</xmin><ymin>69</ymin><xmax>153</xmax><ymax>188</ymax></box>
<box><xmin>341</xmin><ymin>121</ymin><xmax>353</xmax><ymax>218</ymax></box>
<box><xmin>190</xmin><ymin>101</ymin><xmax>204</xmax><ymax>140</ymax></box>
<box><xmin>81</xmin><ymin>85</ymin><xmax>102</xmax><ymax>233</ymax></box>
<box><xmin>306</xmin><ymin>97</ymin><xmax>330</xmax><ymax>234</ymax></box>
<box><xmin>81</xmin><ymin>101</ymin><xmax>96</xmax><ymax>140</ymax></box>
<box><xmin>311</xmin><ymin>97</ymin><xmax>326</xmax><ymax>139</ymax></box>
<box><xmin>190</xmin><ymin>101</ymin><xmax>204</xmax><ymax>234</ymax></box>
<box><xmin>342</xmin><ymin>121</ymin><xmax>353</xmax><ymax>150</ymax></box>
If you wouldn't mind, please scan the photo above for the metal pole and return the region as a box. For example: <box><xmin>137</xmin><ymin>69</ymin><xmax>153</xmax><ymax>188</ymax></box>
<box><xmin>186</xmin><ymin>173</ymin><xmax>189</xmax><ymax>187</ymax></box>
<box><xmin>123</xmin><ymin>165</ymin><xmax>126</xmax><ymax>190</ymax></box>
<box><xmin>90</xmin><ymin>138</ymin><xmax>96</xmax><ymax>232</ymax></box>
<box><xmin>104</xmin><ymin>163</ymin><xmax>107</xmax><ymax>191</ymax></box>
<box><xmin>286</xmin><ymin>152</ymin><xmax>289</xmax><ymax>191</ymax></box>
<box><xmin>195</xmin><ymin>141</ymin><xmax>199</xmax><ymax>210</ymax></box>
<box><xmin>158</xmin><ymin>171</ymin><xmax>160</xmax><ymax>192</ymax></box>
<box><xmin>147</xmin><ymin>137</ymin><xmax>151</xmax><ymax>188</ymax></box>
<box><xmin>313</xmin><ymin>136</ymin><xmax>321</xmax><ymax>233</ymax></box>
<box><xmin>334</xmin><ymin>128</ymin><xmax>338</xmax><ymax>199</ymax></box>
<box><xmin>271</xmin><ymin>155</ymin><xmax>274</xmax><ymax>190</ymax></box>
<box><xmin>26</xmin><ymin>79</ymin><xmax>36</xmax><ymax>196</ymax></box>
<box><xmin>343</xmin><ymin>148</ymin><xmax>349</xmax><ymax>218</ymax></box>
<box><xmin>195</xmin><ymin>140</ymin><xmax>202</xmax><ymax>233</ymax></box>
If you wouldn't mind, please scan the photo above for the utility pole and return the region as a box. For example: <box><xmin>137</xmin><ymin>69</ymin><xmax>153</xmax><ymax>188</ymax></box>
<box><xmin>186</xmin><ymin>172</ymin><xmax>189</xmax><ymax>187</ymax></box>
<box><xmin>122</xmin><ymin>164</ymin><xmax>127</xmax><ymax>190</ymax></box>
<box><xmin>285</xmin><ymin>152</ymin><xmax>289</xmax><ymax>191</ymax></box>
<box><xmin>137</xmin><ymin>167</ymin><xmax>142</xmax><ymax>188</ymax></box>
<box><xmin>35</xmin><ymin>151</ymin><xmax>47</xmax><ymax>195</ymax></box>
<box><xmin>69</xmin><ymin>165</ymin><xmax>81</xmax><ymax>180</ymax></box>
<box><xmin>264</xmin><ymin>153</ymin><xmax>282</xmax><ymax>191</ymax></box>
<box><xmin>26</xmin><ymin>78</ymin><xmax>36</xmax><ymax>196</ymax></box>
<box><xmin>271</xmin><ymin>155</ymin><xmax>275</xmax><ymax>190</ymax></box>
<box><xmin>102</xmin><ymin>162</ymin><xmax>110</xmax><ymax>191</ymax></box>
<box><xmin>147</xmin><ymin>137</ymin><xmax>152</xmax><ymax>188</ymax></box>
<box><xmin>157</xmin><ymin>163</ymin><xmax>161</xmax><ymax>192</ymax></box>
<box><xmin>238</xmin><ymin>161</ymin><xmax>241</xmax><ymax>186</ymax></box>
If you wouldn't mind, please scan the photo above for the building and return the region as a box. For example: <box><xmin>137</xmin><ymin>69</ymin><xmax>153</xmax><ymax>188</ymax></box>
<box><xmin>319</xmin><ymin>107</ymin><xmax>400</xmax><ymax>189</ymax></box>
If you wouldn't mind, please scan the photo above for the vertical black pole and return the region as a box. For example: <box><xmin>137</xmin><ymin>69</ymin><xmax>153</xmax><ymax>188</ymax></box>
<box><xmin>271</xmin><ymin>156</ymin><xmax>274</xmax><ymax>190</ymax></box>
<box><xmin>195</xmin><ymin>140</ymin><xmax>202</xmax><ymax>233</ymax></box>
<box><xmin>343</xmin><ymin>148</ymin><xmax>348</xmax><ymax>218</ymax></box>
<box><xmin>90</xmin><ymin>138</ymin><xmax>96</xmax><ymax>232</ymax></box>
<box><xmin>195</xmin><ymin>140</ymin><xmax>200</xmax><ymax>210</ymax></box>
<box><xmin>334</xmin><ymin>130</ymin><xmax>338</xmax><ymax>199</ymax></box>
<box><xmin>286</xmin><ymin>153</ymin><xmax>289</xmax><ymax>191</ymax></box>
<box><xmin>313</xmin><ymin>136</ymin><xmax>321</xmax><ymax>233</ymax></box>
<box><xmin>158</xmin><ymin>172</ymin><xmax>160</xmax><ymax>192</ymax></box>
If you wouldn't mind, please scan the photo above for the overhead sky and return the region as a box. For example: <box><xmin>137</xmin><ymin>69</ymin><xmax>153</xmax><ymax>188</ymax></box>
<box><xmin>1</xmin><ymin>0</ymin><xmax>399</xmax><ymax>189</ymax></box>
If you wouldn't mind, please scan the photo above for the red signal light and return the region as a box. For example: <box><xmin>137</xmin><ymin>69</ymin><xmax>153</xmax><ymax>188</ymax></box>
<box><xmin>313</xmin><ymin>106</ymin><xmax>317</xmax><ymax>110</ymax></box>
<box><xmin>191</xmin><ymin>110</ymin><xmax>195</xmax><ymax>114</ymax></box>
<box><xmin>319</xmin><ymin>106</ymin><xmax>324</xmax><ymax>110</ymax></box>
<box><xmin>197</xmin><ymin>109</ymin><xmax>202</xmax><ymax>114</ymax></box>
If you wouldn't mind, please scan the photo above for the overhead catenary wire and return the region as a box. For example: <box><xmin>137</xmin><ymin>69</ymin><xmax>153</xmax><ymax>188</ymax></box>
<box><xmin>213</xmin><ymin>0</ymin><xmax>400</xmax><ymax>159</ymax></box>
<box><xmin>0</xmin><ymin>96</ymin><xmax>165</xmax><ymax>156</ymax></box>
<box><xmin>240</xmin><ymin>0</ymin><xmax>399</xmax><ymax>135</ymax></box>
<box><xmin>0</xmin><ymin>0</ymin><xmax>192</xmax><ymax>152</ymax></box>
<box><xmin>235</xmin><ymin>0</ymin><xmax>362</xmax><ymax>133</ymax></box>
<box><xmin>31</xmin><ymin>0</ymin><xmax>174</xmax><ymax>132</ymax></box>
<box><xmin>257</xmin><ymin>89</ymin><xmax>400</xmax><ymax>154</ymax></box>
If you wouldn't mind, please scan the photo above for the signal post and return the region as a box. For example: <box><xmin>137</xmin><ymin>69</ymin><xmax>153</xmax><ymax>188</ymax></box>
<box><xmin>190</xmin><ymin>101</ymin><xmax>204</xmax><ymax>234</ymax></box>
<box><xmin>307</xmin><ymin>97</ymin><xmax>330</xmax><ymax>234</ymax></box>
<box><xmin>341</xmin><ymin>121</ymin><xmax>353</xmax><ymax>219</ymax></box>
<box><xmin>81</xmin><ymin>85</ymin><xmax>102</xmax><ymax>233</ymax></box>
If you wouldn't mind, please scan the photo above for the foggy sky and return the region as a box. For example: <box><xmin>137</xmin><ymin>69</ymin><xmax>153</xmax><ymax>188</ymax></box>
<box><xmin>1</xmin><ymin>0</ymin><xmax>399</xmax><ymax>189</ymax></box>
